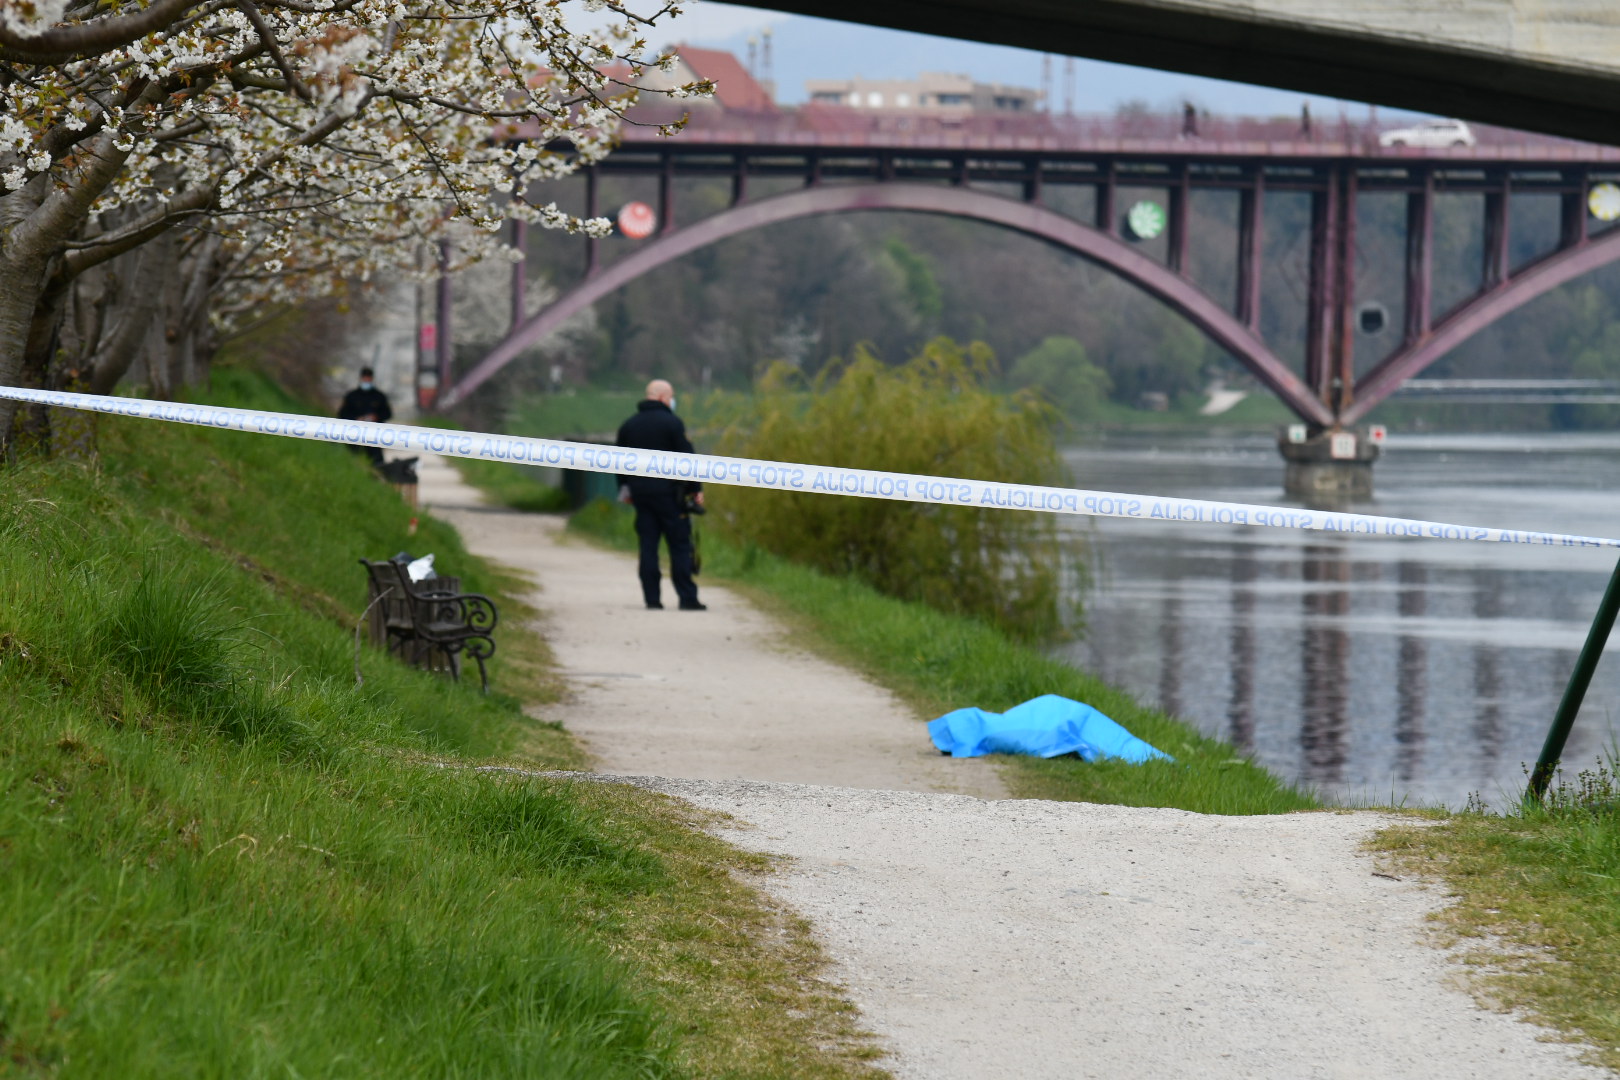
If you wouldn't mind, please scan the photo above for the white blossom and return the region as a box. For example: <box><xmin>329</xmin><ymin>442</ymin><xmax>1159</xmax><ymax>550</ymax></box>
<box><xmin>0</xmin><ymin>0</ymin><xmax>713</xmax><ymax>332</ymax></box>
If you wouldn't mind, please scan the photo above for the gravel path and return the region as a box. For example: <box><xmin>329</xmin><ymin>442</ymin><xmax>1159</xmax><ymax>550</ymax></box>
<box><xmin>418</xmin><ymin>456</ymin><xmax>1611</xmax><ymax>1080</ymax></box>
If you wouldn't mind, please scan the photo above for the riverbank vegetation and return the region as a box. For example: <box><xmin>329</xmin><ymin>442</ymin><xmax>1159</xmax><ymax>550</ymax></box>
<box><xmin>0</xmin><ymin>371</ymin><xmax>884</xmax><ymax>1078</ymax></box>
<box><xmin>1375</xmin><ymin>762</ymin><xmax>1620</xmax><ymax>1070</ymax></box>
<box><xmin>711</xmin><ymin>341</ymin><xmax>1078</xmax><ymax>640</ymax></box>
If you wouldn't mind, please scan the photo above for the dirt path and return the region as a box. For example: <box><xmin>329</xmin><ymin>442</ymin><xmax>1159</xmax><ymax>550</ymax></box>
<box><xmin>418</xmin><ymin>456</ymin><xmax>1610</xmax><ymax>1080</ymax></box>
<box><xmin>417</xmin><ymin>454</ymin><xmax>1003</xmax><ymax>798</ymax></box>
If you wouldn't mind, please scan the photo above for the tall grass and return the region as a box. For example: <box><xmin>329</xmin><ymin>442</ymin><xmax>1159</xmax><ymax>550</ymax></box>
<box><xmin>0</xmin><ymin>372</ymin><xmax>885</xmax><ymax>1079</ymax></box>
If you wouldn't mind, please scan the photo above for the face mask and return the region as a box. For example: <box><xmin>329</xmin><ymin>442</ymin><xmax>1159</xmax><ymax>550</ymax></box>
<box><xmin>668</xmin><ymin>396</ymin><xmax>676</xmax><ymax>412</ymax></box>
<box><xmin>360</xmin><ymin>381</ymin><xmax>374</xmax><ymax>390</ymax></box>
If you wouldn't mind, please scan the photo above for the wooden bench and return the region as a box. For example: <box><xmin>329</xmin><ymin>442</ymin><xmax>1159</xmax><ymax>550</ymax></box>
<box><xmin>359</xmin><ymin>558</ymin><xmax>498</xmax><ymax>692</ymax></box>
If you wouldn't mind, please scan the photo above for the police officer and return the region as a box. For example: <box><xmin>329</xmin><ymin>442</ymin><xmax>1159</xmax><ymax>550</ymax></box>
<box><xmin>615</xmin><ymin>378</ymin><xmax>705</xmax><ymax>610</ymax></box>
<box><xmin>338</xmin><ymin>366</ymin><xmax>392</xmax><ymax>465</ymax></box>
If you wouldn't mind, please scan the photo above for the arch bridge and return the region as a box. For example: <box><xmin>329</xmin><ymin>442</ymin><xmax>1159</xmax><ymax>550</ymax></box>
<box><xmin>436</xmin><ymin>137</ymin><xmax>1620</xmax><ymax>442</ymax></box>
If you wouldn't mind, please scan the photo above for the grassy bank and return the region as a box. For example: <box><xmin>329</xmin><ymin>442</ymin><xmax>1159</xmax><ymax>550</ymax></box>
<box><xmin>566</xmin><ymin>501</ymin><xmax>1314</xmax><ymax>816</ymax></box>
<box><xmin>1375</xmin><ymin>764</ymin><xmax>1620</xmax><ymax>1070</ymax></box>
<box><xmin>0</xmin><ymin>372</ymin><xmax>883</xmax><ymax>1078</ymax></box>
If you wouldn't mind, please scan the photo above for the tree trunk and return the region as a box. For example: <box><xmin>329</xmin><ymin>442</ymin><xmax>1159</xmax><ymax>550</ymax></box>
<box><xmin>0</xmin><ymin>182</ymin><xmax>56</xmax><ymax>459</ymax></box>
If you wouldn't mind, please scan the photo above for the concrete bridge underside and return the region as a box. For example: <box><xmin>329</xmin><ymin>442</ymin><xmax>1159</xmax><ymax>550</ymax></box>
<box><xmin>744</xmin><ymin>0</ymin><xmax>1620</xmax><ymax>146</ymax></box>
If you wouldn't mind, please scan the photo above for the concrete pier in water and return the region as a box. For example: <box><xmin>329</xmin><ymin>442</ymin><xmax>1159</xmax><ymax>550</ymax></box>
<box><xmin>1278</xmin><ymin>426</ymin><xmax>1382</xmax><ymax>499</ymax></box>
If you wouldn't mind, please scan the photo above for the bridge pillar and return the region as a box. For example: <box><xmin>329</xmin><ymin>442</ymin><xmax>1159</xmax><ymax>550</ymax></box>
<box><xmin>1277</xmin><ymin>426</ymin><xmax>1382</xmax><ymax>500</ymax></box>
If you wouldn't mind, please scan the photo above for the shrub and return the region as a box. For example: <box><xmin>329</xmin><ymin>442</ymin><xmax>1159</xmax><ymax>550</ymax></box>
<box><xmin>712</xmin><ymin>338</ymin><xmax>1081</xmax><ymax>641</ymax></box>
<box><xmin>1007</xmin><ymin>335</ymin><xmax>1113</xmax><ymax>425</ymax></box>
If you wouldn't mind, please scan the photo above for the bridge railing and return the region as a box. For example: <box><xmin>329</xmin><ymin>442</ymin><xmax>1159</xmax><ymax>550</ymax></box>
<box><xmin>609</xmin><ymin>105</ymin><xmax>1620</xmax><ymax>160</ymax></box>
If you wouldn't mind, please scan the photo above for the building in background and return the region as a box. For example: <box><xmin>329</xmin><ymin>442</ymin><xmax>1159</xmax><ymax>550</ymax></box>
<box><xmin>637</xmin><ymin>45</ymin><xmax>779</xmax><ymax>113</ymax></box>
<box><xmin>804</xmin><ymin>72</ymin><xmax>1038</xmax><ymax>115</ymax></box>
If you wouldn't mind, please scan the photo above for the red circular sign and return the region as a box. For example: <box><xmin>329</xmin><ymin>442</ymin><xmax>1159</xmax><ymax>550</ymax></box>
<box><xmin>617</xmin><ymin>201</ymin><xmax>656</xmax><ymax>239</ymax></box>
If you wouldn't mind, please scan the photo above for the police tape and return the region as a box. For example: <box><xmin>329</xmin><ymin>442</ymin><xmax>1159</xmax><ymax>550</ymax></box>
<box><xmin>5</xmin><ymin>383</ymin><xmax>1618</xmax><ymax>551</ymax></box>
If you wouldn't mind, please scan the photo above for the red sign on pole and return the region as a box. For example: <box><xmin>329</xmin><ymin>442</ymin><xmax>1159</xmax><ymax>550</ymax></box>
<box><xmin>419</xmin><ymin>323</ymin><xmax>438</xmax><ymax>352</ymax></box>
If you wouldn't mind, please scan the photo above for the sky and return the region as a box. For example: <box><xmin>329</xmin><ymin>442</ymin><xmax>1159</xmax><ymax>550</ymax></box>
<box><xmin>594</xmin><ymin>0</ymin><xmax>1424</xmax><ymax>119</ymax></box>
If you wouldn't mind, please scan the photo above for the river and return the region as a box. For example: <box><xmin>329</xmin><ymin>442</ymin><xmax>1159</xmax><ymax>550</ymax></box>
<box><xmin>1057</xmin><ymin>431</ymin><xmax>1620</xmax><ymax>810</ymax></box>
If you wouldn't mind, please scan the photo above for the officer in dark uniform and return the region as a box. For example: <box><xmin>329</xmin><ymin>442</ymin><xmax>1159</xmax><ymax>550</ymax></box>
<box><xmin>615</xmin><ymin>378</ymin><xmax>705</xmax><ymax>610</ymax></box>
<box><xmin>338</xmin><ymin>366</ymin><xmax>392</xmax><ymax>465</ymax></box>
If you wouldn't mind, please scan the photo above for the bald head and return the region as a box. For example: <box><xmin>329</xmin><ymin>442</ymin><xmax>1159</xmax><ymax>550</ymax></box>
<box><xmin>645</xmin><ymin>379</ymin><xmax>674</xmax><ymax>405</ymax></box>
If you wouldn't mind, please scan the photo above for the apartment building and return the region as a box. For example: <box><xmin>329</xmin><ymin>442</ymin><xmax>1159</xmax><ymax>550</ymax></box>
<box><xmin>804</xmin><ymin>72</ymin><xmax>1038</xmax><ymax>114</ymax></box>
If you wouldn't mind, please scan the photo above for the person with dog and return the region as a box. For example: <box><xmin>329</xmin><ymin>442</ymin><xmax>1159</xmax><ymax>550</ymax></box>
<box><xmin>615</xmin><ymin>378</ymin><xmax>705</xmax><ymax>611</ymax></box>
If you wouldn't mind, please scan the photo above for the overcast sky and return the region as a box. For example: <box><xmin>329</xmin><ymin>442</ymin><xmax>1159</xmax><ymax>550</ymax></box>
<box><xmin>601</xmin><ymin>0</ymin><xmax>1423</xmax><ymax>119</ymax></box>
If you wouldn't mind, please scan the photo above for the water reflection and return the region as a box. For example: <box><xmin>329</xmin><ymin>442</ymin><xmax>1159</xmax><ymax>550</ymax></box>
<box><xmin>1472</xmin><ymin>570</ymin><xmax>1505</xmax><ymax>775</ymax></box>
<box><xmin>1394</xmin><ymin>562</ymin><xmax>1426</xmax><ymax>783</ymax></box>
<box><xmin>1228</xmin><ymin>547</ymin><xmax>1257</xmax><ymax>753</ymax></box>
<box><xmin>1057</xmin><ymin>432</ymin><xmax>1620</xmax><ymax>809</ymax></box>
<box><xmin>1300</xmin><ymin>546</ymin><xmax>1350</xmax><ymax>785</ymax></box>
<box><xmin>1159</xmin><ymin>576</ymin><xmax>1184</xmax><ymax>719</ymax></box>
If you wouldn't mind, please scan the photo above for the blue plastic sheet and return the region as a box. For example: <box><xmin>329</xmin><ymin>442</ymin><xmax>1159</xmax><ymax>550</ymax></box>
<box><xmin>928</xmin><ymin>694</ymin><xmax>1173</xmax><ymax>764</ymax></box>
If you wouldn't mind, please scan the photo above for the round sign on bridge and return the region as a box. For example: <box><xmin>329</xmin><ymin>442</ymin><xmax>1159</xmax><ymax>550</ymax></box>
<box><xmin>1589</xmin><ymin>183</ymin><xmax>1620</xmax><ymax>223</ymax></box>
<box><xmin>1124</xmin><ymin>200</ymin><xmax>1167</xmax><ymax>241</ymax></box>
<box><xmin>617</xmin><ymin>201</ymin><xmax>657</xmax><ymax>239</ymax></box>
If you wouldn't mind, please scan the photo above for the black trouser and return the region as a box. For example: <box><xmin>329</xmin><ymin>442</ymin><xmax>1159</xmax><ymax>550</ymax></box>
<box><xmin>632</xmin><ymin>490</ymin><xmax>698</xmax><ymax>607</ymax></box>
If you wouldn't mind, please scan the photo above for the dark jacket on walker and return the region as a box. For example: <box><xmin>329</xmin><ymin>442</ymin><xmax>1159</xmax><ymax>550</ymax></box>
<box><xmin>615</xmin><ymin>400</ymin><xmax>701</xmax><ymax>608</ymax></box>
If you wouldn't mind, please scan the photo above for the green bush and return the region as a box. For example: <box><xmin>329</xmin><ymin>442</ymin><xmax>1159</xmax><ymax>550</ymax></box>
<box><xmin>1007</xmin><ymin>335</ymin><xmax>1113</xmax><ymax>425</ymax></box>
<box><xmin>712</xmin><ymin>338</ymin><xmax>1080</xmax><ymax>641</ymax></box>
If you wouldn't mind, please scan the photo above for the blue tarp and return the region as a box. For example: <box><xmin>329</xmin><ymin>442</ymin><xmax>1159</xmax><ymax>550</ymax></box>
<box><xmin>928</xmin><ymin>694</ymin><xmax>1173</xmax><ymax>764</ymax></box>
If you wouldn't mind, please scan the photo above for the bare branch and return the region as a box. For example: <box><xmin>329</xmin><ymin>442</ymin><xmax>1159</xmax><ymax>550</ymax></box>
<box><xmin>0</xmin><ymin>0</ymin><xmax>204</xmax><ymax>65</ymax></box>
<box><xmin>233</xmin><ymin>0</ymin><xmax>313</xmax><ymax>103</ymax></box>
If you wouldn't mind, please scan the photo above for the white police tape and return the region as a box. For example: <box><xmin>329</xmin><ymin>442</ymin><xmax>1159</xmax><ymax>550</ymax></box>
<box><xmin>5</xmin><ymin>383</ymin><xmax>1619</xmax><ymax>550</ymax></box>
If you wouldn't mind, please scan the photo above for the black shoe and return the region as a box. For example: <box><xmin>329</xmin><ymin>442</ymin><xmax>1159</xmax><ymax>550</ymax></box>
<box><xmin>678</xmin><ymin>601</ymin><xmax>707</xmax><ymax>611</ymax></box>
<box><xmin>645</xmin><ymin>602</ymin><xmax>664</xmax><ymax>610</ymax></box>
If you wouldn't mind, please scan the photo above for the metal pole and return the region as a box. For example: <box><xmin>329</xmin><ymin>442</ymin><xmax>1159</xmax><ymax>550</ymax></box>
<box><xmin>1526</xmin><ymin>552</ymin><xmax>1620</xmax><ymax>803</ymax></box>
<box><xmin>435</xmin><ymin>239</ymin><xmax>453</xmax><ymax>392</ymax></box>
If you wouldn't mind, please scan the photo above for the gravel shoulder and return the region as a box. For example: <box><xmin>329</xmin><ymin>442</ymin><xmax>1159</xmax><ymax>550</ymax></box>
<box><xmin>419</xmin><ymin>456</ymin><xmax>1611</xmax><ymax>1080</ymax></box>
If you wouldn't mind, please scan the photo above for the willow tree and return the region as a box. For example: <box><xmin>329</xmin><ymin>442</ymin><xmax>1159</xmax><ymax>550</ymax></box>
<box><xmin>0</xmin><ymin>0</ymin><xmax>705</xmax><ymax>449</ymax></box>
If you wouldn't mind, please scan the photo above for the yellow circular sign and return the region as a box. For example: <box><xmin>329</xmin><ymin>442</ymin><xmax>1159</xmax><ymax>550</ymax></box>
<box><xmin>1588</xmin><ymin>182</ymin><xmax>1620</xmax><ymax>222</ymax></box>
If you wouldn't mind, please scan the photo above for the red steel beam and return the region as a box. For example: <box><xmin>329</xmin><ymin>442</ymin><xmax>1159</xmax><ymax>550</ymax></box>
<box><xmin>1343</xmin><ymin>225</ymin><xmax>1620</xmax><ymax>425</ymax></box>
<box><xmin>1333</xmin><ymin>167</ymin><xmax>1357</xmax><ymax>412</ymax></box>
<box><xmin>509</xmin><ymin>219</ymin><xmax>528</xmax><ymax>331</ymax></box>
<box><xmin>1403</xmin><ymin>170</ymin><xmax>1433</xmax><ymax>343</ymax></box>
<box><xmin>1303</xmin><ymin>170</ymin><xmax>1337</xmax><ymax>405</ymax></box>
<box><xmin>442</xmin><ymin>182</ymin><xmax>1331</xmax><ymax>424</ymax></box>
<box><xmin>1236</xmin><ymin>172</ymin><xmax>1263</xmax><ymax>330</ymax></box>
<box><xmin>1481</xmin><ymin>173</ymin><xmax>1508</xmax><ymax>290</ymax></box>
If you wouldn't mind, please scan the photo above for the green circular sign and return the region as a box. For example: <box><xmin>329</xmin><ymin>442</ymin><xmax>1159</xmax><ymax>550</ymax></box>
<box><xmin>1126</xmin><ymin>200</ymin><xmax>1167</xmax><ymax>241</ymax></box>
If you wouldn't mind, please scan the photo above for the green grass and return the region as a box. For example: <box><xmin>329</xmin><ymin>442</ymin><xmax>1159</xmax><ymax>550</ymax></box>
<box><xmin>1376</xmin><ymin>759</ymin><xmax>1620</xmax><ymax>1071</ymax></box>
<box><xmin>0</xmin><ymin>371</ymin><xmax>885</xmax><ymax>1079</ymax></box>
<box><xmin>567</xmin><ymin>500</ymin><xmax>1316</xmax><ymax>816</ymax></box>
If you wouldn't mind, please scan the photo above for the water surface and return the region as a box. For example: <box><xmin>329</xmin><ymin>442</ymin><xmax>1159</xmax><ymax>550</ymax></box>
<box><xmin>1058</xmin><ymin>432</ymin><xmax>1620</xmax><ymax>809</ymax></box>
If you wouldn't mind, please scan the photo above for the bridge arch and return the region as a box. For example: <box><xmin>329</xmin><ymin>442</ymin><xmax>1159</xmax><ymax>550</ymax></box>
<box><xmin>1343</xmin><ymin>227</ymin><xmax>1620</xmax><ymax>425</ymax></box>
<box><xmin>441</xmin><ymin>182</ymin><xmax>1332</xmax><ymax>424</ymax></box>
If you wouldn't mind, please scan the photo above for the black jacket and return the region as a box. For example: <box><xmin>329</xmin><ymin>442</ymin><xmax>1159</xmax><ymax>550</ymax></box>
<box><xmin>616</xmin><ymin>399</ymin><xmax>697</xmax><ymax>497</ymax></box>
<box><xmin>339</xmin><ymin>385</ymin><xmax>392</xmax><ymax>423</ymax></box>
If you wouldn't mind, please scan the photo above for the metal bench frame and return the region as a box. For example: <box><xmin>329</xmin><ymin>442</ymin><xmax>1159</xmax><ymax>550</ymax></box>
<box><xmin>359</xmin><ymin>558</ymin><xmax>498</xmax><ymax>692</ymax></box>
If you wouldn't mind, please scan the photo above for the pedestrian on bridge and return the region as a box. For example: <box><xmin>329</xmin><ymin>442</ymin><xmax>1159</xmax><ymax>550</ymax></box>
<box><xmin>616</xmin><ymin>379</ymin><xmax>705</xmax><ymax>611</ymax></box>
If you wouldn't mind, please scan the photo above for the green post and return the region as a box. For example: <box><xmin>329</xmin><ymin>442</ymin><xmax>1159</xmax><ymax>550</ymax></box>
<box><xmin>1526</xmin><ymin>552</ymin><xmax>1620</xmax><ymax>804</ymax></box>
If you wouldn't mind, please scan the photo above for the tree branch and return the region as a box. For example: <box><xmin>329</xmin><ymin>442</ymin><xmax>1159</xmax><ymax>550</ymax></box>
<box><xmin>0</xmin><ymin>0</ymin><xmax>203</xmax><ymax>65</ymax></box>
<box><xmin>233</xmin><ymin>0</ymin><xmax>312</xmax><ymax>102</ymax></box>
